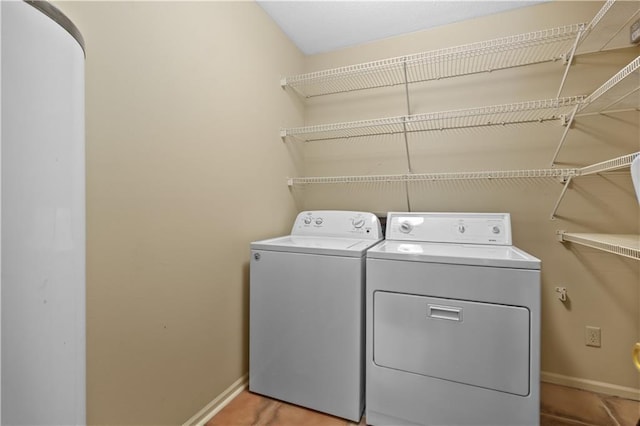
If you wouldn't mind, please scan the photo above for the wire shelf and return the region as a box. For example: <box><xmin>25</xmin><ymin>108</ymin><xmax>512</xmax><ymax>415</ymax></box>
<box><xmin>282</xmin><ymin>24</ymin><xmax>585</xmax><ymax>98</ymax></box>
<box><xmin>552</xmin><ymin>57</ymin><xmax>639</xmax><ymax>164</ymax></box>
<box><xmin>282</xmin><ymin>97</ymin><xmax>584</xmax><ymax>142</ymax></box>
<box><xmin>558</xmin><ymin>232</ymin><xmax>640</xmax><ymax>260</ymax></box>
<box><xmin>282</xmin><ymin>115</ymin><xmax>407</xmax><ymax>141</ymax></box>
<box><xmin>406</xmin><ymin>97</ymin><xmax>584</xmax><ymax>133</ymax></box>
<box><xmin>576</xmin><ymin>0</ymin><xmax>640</xmax><ymax>54</ymax></box>
<box><xmin>551</xmin><ymin>152</ymin><xmax>639</xmax><ymax>218</ymax></box>
<box><xmin>288</xmin><ymin>168</ymin><xmax>577</xmax><ymax>186</ymax></box>
<box><xmin>578</xmin><ymin>152</ymin><xmax>639</xmax><ymax>176</ymax></box>
<box><xmin>578</xmin><ymin>56</ymin><xmax>640</xmax><ymax>115</ymax></box>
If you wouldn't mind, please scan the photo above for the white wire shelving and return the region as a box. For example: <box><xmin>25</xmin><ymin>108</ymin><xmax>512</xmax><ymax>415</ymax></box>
<box><xmin>282</xmin><ymin>24</ymin><xmax>586</xmax><ymax>98</ymax></box>
<box><xmin>285</xmin><ymin>109</ymin><xmax>636</xmax><ymax>190</ymax></box>
<box><xmin>287</xmin><ymin>168</ymin><xmax>576</xmax><ymax>186</ymax></box>
<box><xmin>557</xmin><ymin>232</ymin><xmax>640</xmax><ymax>261</ymax></box>
<box><xmin>282</xmin><ymin>97</ymin><xmax>584</xmax><ymax>142</ymax></box>
<box><xmin>281</xmin><ymin>0</ymin><xmax>640</xmax><ymax>99</ymax></box>
<box><xmin>579</xmin><ymin>152</ymin><xmax>640</xmax><ymax>176</ymax></box>
<box><xmin>575</xmin><ymin>0</ymin><xmax>640</xmax><ymax>55</ymax></box>
<box><xmin>578</xmin><ymin>56</ymin><xmax>640</xmax><ymax>115</ymax></box>
<box><xmin>550</xmin><ymin>152</ymin><xmax>640</xmax><ymax>219</ymax></box>
<box><xmin>550</xmin><ymin>56</ymin><xmax>639</xmax><ymax>166</ymax></box>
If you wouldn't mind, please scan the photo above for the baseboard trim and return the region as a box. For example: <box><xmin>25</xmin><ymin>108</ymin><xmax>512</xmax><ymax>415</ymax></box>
<box><xmin>541</xmin><ymin>371</ymin><xmax>640</xmax><ymax>401</ymax></box>
<box><xmin>184</xmin><ymin>370</ymin><xmax>639</xmax><ymax>423</ymax></box>
<box><xmin>183</xmin><ymin>374</ymin><xmax>249</xmax><ymax>426</ymax></box>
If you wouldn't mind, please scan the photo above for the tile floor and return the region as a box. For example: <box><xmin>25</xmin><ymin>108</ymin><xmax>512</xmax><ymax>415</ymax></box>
<box><xmin>207</xmin><ymin>382</ymin><xmax>640</xmax><ymax>426</ymax></box>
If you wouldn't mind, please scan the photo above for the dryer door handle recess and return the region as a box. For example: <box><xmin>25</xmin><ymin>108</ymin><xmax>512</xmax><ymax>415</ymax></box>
<box><xmin>427</xmin><ymin>304</ymin><xmax>463</xmax><ymax>322</ymax></box>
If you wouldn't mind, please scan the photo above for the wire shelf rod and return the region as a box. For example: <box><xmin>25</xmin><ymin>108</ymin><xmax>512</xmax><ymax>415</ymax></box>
<box><xmin>557</xmin><ymin>232</ymin><xmax>640</xmax><ymax>261</ymax></box>
<box><xmin>287</xmin><ymin>168</ymin><xmax>577</xmax><ymax>186</ymax></box>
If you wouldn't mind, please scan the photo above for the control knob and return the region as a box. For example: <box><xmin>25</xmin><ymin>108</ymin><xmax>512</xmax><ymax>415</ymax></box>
<box><xmin>399</xmin><ymin>221</ymin><xmax>413</xmax><ymax>234</ymax></box>
<box><xmin>315</xmin><ymin>218</ymin><xmax>323</xmax><ymax>225</ymax></box>
<box><xmin>492</xmin><ymin>226</ymin><xmax>501</xmax><ymax>234</ymax></box>
<box><xmin>352</xmin><ymin>218</ymin><xmax>365</xmax><ymax>228</ymax></box>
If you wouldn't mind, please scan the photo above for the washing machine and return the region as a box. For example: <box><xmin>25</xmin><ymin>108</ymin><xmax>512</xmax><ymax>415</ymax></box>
<box><xmin>250</xmin><ymin>210</ymin><xmax>382</xmax><ymax>422</ymax></box>
<box><xmin>366</xmin><ymin>212</ymin><xmax>541</xmax><ymax>426</ymax></box>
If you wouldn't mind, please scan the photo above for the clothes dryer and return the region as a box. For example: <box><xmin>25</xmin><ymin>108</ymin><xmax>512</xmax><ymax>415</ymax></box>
<box><xmin>366</xmin><ymin>212</ymin><xmax>540</xmax><ymax>426</ymax></box>
<box><xmin>250</xmin><ymin>210</ymin><xmax>382</xmax><ymax>422</ymax></box>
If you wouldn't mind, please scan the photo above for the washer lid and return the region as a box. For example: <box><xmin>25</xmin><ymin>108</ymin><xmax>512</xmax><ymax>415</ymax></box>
<box><xmin>252</xmin><ymin>235</ymin><xmax>382</xmax><ymax>257</ymax></box>
<box><xmin>367</xmin><ymin>240</ymin><xmax>540</xmax><ymax>269</ymax></box>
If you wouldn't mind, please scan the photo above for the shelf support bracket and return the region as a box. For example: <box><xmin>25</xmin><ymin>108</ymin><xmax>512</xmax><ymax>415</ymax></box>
<box><xmin>550</xmin><ymin>103</ymin><xmax>580</xmax><ymax>167</ymax></box>
<box><xmin>556</xmin><ymin>24</ymin><xmax>584</xmax><ymax>98</ymax></box>
<box><xmin>550</xmin><ymin>175</ymin><xmax>573</xmax><ymax>220</ymax></box>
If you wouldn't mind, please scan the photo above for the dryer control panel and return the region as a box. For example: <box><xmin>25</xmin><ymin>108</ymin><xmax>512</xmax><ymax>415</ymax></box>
<box><xmin>386</xmin><ymin>212</ymin><xmax>512</xmax><ymax>245</ymax></box>
<box><xmin>291</xmin><ymin>210</ymin><xmax>382</xmax><ymax>240</ymax></box>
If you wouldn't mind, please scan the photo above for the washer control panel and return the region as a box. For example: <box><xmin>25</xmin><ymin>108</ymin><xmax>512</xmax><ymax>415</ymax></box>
<box><xmin>291</xmin><ymin>210</ymin><xmax>382</xmax><ymax>239</ymax></box>
<box><xmin>386</xmin><ymin>212</ymin><xmax>512</xmax><ymax>245</ymax></box>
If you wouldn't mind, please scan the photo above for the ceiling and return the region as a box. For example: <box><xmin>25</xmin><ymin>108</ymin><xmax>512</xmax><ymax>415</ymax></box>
<box><xmin>257</xmin><ymin>1</ymin><xmax>546</xmax><ymax>55</ymax></box>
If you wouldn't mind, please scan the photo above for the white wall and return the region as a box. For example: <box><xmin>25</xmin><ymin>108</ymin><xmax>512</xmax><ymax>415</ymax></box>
<box><xmin>53</xmin><ymin>1</ymin><xmax>304</xmax><ymax>424</ymax></box>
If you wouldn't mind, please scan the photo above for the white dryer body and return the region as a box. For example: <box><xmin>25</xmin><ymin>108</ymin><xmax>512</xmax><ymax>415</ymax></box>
<box><xmin>366</xmin><ymin>212</ymin><xmax>541</xmax><ymax>426</ymax></box>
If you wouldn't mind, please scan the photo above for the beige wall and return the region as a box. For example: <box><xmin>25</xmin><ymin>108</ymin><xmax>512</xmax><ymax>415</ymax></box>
<box><xmin>52</xmin><ymin>0</ymin><xmax>638</xmax><ymax>424</ymax></box>
<box><xmin>54</xmin><ymin>1</ymin><xmax>303</xmax><ymax>424</ymax></box>
<box><xmin>299</xmin><ymin>0</ymin><xmax>640</xmax><ymax>396</ymax></box>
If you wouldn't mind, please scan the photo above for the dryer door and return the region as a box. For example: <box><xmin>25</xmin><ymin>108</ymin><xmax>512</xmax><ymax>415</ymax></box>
<box><xmin>373</xmin><ymin>291</ymin><xmax>530</xmax><ymax>396</ymax></box>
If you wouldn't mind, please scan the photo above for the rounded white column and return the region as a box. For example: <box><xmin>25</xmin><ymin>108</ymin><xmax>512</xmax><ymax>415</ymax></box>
<box><xmin>1</xmin><ymin>1</ymin><xmax>85</xmax><ymax>424</ymax></box>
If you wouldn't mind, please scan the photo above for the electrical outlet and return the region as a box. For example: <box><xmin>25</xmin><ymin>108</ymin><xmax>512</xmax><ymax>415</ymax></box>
<box><xmin>585</xmin><ymin>326</ymin><xmax>601</xmax><ymax>347</ymax></box>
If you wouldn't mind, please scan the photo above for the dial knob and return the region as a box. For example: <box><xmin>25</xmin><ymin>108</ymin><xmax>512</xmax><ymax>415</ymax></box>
<box><xmin>458</xmin><ymin>224</ymin><xmax>466</xmax><ymax>234</ymax></box>
<box><xmin>352</xmin><ymin>218</ymin><xmax>365</xmax><ymax>228</ymax></box>
<box><xmin>315</xmin><ymin>218</ymin><xmax>323</xmax><ymax>225</ymax></box>
<box><xmin>492</xmin><ymin>226</ymin><xmax>501</xmax><ymax>234</ymax></box>
<box><xmin>303</xmin><ymin>217</ymin><xmax>312</xmax><ymax>225</ymax></box>
<box><xmin>399</xmin><ymin>221</ymin><xmax>413</xmax><ymax>234</ymax></box>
